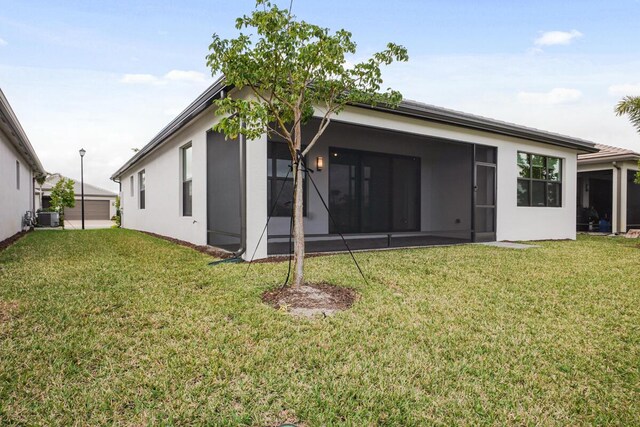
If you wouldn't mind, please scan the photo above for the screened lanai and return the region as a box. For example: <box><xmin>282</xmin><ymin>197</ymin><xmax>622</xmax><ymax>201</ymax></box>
<box><xmin>265</xmin><ymin>119</ymin><xmax>496</xmax><ymax>254</ymax></box>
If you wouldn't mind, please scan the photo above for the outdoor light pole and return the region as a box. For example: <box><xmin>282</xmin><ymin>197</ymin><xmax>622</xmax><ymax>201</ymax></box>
<box><xmin>79</xmin><ymin>148</ymin><xmax>86</xmax><ymax>230</ymax></box>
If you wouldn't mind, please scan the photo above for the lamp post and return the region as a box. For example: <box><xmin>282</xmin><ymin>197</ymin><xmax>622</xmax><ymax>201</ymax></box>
<box><xmin>79</xmin><ymin>148</ymin><xmax>86</xmax><ymax>230</ymax></box>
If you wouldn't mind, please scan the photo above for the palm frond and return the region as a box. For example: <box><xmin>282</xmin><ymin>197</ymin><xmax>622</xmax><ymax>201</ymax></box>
<box><xmin>615</xmin><ymin>96</ymin><xmax>640</xmax><ymax>133</ymax></box>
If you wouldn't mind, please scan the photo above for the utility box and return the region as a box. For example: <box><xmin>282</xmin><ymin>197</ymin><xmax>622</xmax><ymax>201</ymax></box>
<box><xmin>38</xmin><ymin>212</ymin><xmax>60</xmax><ymax>227</ymax></box>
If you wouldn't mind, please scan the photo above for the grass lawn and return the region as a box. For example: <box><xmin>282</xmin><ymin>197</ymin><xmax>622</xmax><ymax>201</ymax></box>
<box><xmin>0</xmin><ymin>230</ymin><xmax>638</xmax><ymax>425</ymax></box>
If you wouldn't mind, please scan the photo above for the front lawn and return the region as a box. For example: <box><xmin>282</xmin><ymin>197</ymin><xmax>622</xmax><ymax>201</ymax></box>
<box><xmin>0</xmin><ymin>230</ymin><xmax>638</xmax><ymax>425</ymax></box>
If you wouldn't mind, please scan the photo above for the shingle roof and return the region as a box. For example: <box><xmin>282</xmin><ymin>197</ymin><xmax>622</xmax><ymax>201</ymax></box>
<box><xmin>41</xmin><ymin>173</ymin><xmax>116</xmax><ymax>197</ymax></box>
<box><xmin>578</xmin><ymin>143</ymin><xmax>640</xmax><ymax>163</ymax></box>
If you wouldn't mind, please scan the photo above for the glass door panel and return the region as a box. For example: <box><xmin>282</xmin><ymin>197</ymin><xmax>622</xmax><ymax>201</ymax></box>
<box><xmin>329</xmin><ymin>150</ymin><xmax>359</xmax><ymax>233</ymax></box>
<box><xmin>392</xmin><ymin>156</ymin><xmax>420</xmax><ymax>231</ymax></box>
<box><xmin>361</xmin><ymin>154</ymin><xmax>391</xmax><ymax>232</ymax></box>
<box><xmin>474</xmin><ymin>147</ymin><xmax>497</xmax><ymax>242</ymax></box>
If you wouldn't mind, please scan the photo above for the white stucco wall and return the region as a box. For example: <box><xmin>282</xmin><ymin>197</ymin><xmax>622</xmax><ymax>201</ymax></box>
<box><xmin>304</xmin><ymin>106</ymin><xmax>579</xmax><ymax>242</ymax></box>
<box><xmin>116</xmin><ymin>101</ymin><xmax>583</xmax><ymax>259</ymax></box>
<box><xmin>119</xmin><ymin>110</ymin><xmax>216</xmax><ymax>245</ymax></box>
<box><xmin>0</xmin><ymin>134</ymin><xmax>35</xmax><ymax>241</ymax></box>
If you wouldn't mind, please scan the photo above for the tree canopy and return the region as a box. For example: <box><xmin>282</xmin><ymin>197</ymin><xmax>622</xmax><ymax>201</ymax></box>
<box><xmin>206</xmin><ymin>0</ymin><xmax>408</xmax><ymax>152</ymax></box>
<box><xmin>49</xmin><ymin>177</ymin><xmax>75</xmax><ymax>222</ymax></box>
<box><xmin>206</xmin><ymin>0</ymin><xmax>408</xmax><ymax>286</ymax></box>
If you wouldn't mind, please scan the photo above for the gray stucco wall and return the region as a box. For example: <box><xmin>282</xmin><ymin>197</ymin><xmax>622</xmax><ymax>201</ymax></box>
<box><xmin>267</xmin><ymin>119</ymin><xmax>473</xmax><ymax>238</ymax></box>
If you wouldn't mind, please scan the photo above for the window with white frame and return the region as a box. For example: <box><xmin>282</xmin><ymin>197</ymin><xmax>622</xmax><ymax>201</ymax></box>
<box><xmin>130</xmin><ymin>175</ymin><xmax>134</xmax><ymax>197</ymax></box>
<box><xmin>181</xmin><ymin>144</ymin><xmax>192</xmax><ymax>216</ymax></box>
<box><xmin>138</xmin><ymin>170</ymin><xmax>146</xmax><ymax>209</ymax></box>
<box><xmin>517</xmin><ymin>152</ymin><xmax>562</xmax><ymax>207</ymax></box>
<box><xmin>16</xmin><ymin>161</ymin><xmax>20</xmax><ymax>190</ymax></box>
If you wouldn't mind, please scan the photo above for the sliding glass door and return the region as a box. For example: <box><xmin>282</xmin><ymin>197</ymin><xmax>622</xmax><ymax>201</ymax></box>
<box><xmin>329</xmin><ymin>148</ymin><xmax>420</xmax><ymax>234</ymax></box>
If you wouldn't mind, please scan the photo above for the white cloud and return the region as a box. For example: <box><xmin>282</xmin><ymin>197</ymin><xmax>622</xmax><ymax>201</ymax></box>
<box><xmin>517</xmin><ymin>88</ymin><xmax>582</xmax><ymax>105</ymax></box>
<box><xmin>534</xmin><ymin>30</ymin><xmax>583</xmax><ymax>46</ymax></box>
<box><xmin>120</xmin><ymin>73</ymin><xmax>164</xmax><ymax>85</ymax></box>
<box><xmin>164</xmin><ymin>69</ymin><xmax>207</xmax><ymax>83</ymax></box>
<box><xmin>0</xmin><ymin>38</ymin><xmax>7</xmax><ymax>46</ymax></box>
<box><xmin>608</xmin><ymin>83</ymin><xmax>640</xmax><ymax>96</ymax></box>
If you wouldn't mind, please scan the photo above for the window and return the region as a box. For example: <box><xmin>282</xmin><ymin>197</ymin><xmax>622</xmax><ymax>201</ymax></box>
<box><xmin>130</xmin><ymin>176</ymin><xmax>134</xmax><ymax>197</ymax></box>
<box><xmin>267</xmin><ymin>141</ymin><xmax>305</xmax><ymax>216</ymax></box>
<box><xmin>517</xmin><ymin>152</ymin><xmax>562</xmax><ymax>207</ymax></box>
<box><xmin>181</xmin><ymin>144</ymin><xmax>192</xmax><ymax>216</ymax></box>
<box><xmin>16</xmin><ymin>161</ymin><xmax>20</xmax><ymax>190</ymax></box>
<box><xmin>138</xmin><ymin>170</ymin><xmax>146</xmax><ymax>209</ymax></box>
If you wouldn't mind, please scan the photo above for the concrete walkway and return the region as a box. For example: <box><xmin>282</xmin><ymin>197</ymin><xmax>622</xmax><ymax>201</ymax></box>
<box><xmin>65</xmin><ymin>220</ymin><xmax>115</xmax><ymax>230</ymax></box>
<box><xmin>480</xmin><ymin>241</ymin><xmax>539</xmax><ymax>250</ymax></box>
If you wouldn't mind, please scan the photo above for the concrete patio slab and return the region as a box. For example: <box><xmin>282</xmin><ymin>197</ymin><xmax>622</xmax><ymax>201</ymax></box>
<box><xmin>480</xmin><ymin>241</ymin><xmax>539</xmax><ymax>250</ymax></box>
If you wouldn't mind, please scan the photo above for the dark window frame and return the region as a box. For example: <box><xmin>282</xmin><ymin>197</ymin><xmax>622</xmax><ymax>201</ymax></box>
<box><xmin>16</xmin><ymin>160</ymin><xmax>20</xmax><ymax>190</ymax></box>
<box><xmin>267</xmin><ymin>140</ymin><xmax>307</xmax><ymax>217</ymax></box>
<box><xmin>130</xmin><ymin>175</ymin><xmax>134</xmax><ymax>197</ymax></box>
<box><xmin>181</xmin><ymin>143</ymin><xmax>193</xmax><ymax>217</ymax></box>
<box><xmin>138</xmin><ymin>170</ymin><xmax>146</xmax><ymax>209</ymax></box>
<box><xmin>517</xmin><ymin>151</ymin><xmax>562</xmax><ymax>207</ymax></box>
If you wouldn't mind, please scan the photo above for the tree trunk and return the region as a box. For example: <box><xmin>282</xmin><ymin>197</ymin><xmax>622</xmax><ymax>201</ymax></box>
<box><xmin>291</xmin><ymin>112</ymin><xmax>305</xmax><ymax>287</ymax></box>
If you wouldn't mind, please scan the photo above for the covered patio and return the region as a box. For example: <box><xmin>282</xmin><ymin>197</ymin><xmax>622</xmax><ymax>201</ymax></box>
<box><xmin>264</xmin><ymin>119</ymin><xmax>497</xmax><ymax>254</ymax></box>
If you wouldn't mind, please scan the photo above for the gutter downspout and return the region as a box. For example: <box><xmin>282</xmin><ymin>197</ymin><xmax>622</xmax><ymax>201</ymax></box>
<box><xmin>32</xmin><ymin>176</ymin><xmax>36</xmax><ymax>214</ymax></box>
<box><xmin>237</xmin><ymin>122</ymin><xmax>247</xmax><ymax>259</ymax></box>
<box><xmin>613</xmin><ymin>161</ymin><xmax>622</xmax><ymax>234</ymax></box>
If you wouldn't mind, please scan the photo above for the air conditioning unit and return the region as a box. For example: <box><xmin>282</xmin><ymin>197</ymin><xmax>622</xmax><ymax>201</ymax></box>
<box><xmin>38</xmin><ymin>212</ymin><xmax>60</xmax><ymax>227</ymax></box>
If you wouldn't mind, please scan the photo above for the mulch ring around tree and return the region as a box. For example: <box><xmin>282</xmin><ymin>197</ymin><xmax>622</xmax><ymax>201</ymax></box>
<box><xmin>262</xmin><ymin>283</ymin><xmax>358</xmax><ymax>318</ymax></box>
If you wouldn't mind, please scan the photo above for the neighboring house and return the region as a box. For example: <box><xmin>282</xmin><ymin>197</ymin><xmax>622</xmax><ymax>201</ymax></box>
<box><xmin>111</xmin><ymin>78</ymin><xmax>597</xmax><ymax>260</ymax></box>
<box><xmin>38</xmin><ymin>173</ymin><xmax>117</xmax><ymax>221</ymax></box>
<box><xmin>0</xmin><ymin>89</ymin><xmax>46</xmax><ymax>242</ymax></box>
<box><xmin>577</xmin><ymin>144</ymin><xmax>640</xmax><ymax>233</ymax></box>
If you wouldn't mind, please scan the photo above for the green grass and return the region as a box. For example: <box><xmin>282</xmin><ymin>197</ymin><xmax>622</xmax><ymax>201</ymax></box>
<box><xmin>0</xmin><ymin>230</ymin><xmax>638</xmax><ymax>426</ymax></box>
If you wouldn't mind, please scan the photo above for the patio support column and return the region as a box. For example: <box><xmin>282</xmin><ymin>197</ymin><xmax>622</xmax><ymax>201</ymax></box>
<box><xmin>243</xmin><ymin>132</ymin><xmax>268</xmax><ymax>260</ymax></box>
<box><xmin>612</xmin><ymin>166</ymin><xmax>619</xmax><ymax>234</ymax></box>
<box><xmin>620</xmin><ymin>163</ymin><xmax>628</xmax><ymax>233</ymax></box>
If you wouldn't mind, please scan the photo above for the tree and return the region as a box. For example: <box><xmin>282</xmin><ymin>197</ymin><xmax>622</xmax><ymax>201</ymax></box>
<box><xmin>35</xmin><ymin>174</ymin><xmax>47</xmax><ymax>211</ymax></box>
<box><xmin>615</xmin><ymin>95</ymin><xmax>640</xmax><ymax>183</ymax></box>
<box><xmin>207</xmin><ymin>0</ymin><xmax>408</xmax><ymax>287</ymax></box>
<box><xmin>114</xmin><ymin>195</ymin><xmax>121</xmax><ymax>227</ymax></box>
<box><xmin>49</xmin><ymin>177</ymin><xmax>75</xmax><ymax>228</ymax></box>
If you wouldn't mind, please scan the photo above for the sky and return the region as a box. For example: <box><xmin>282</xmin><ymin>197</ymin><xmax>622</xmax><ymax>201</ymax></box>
<box><xmin>1</xmin><ymin>0</ymin><xmax>639</xmax><ymax>191</ymax></box>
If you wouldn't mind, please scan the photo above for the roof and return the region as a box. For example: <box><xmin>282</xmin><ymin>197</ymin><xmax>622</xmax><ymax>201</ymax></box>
<box><xmin>111</xmin><ymin>78</ymin><xmax>597</xmax><ymax>179</ymax></box>
<box><xmin>0</xmin><ymin>88</ymin><xmax>46</xmax><ymax>176</ymax></box>
<box><xmin>41</xmin><ymin>173</ymin><xmax>117</xmax><ymax>197</ymax></box>
<box><xmin>111</xmin><ymin>76</ymin><xmax>227</xmax><ymax>180</ymax></box>
<box><xmin>578</xmin><ymin>143</ymin><xmax>640</xmax><ymax>164</ymax></box>
<box><xmin>365</xmin><ymin>99</ymin><xmax>597</xmax><ymax>153</ymax></box>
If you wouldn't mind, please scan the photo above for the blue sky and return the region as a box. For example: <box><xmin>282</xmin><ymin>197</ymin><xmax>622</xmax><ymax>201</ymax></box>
<box><xmin>1</xmin><ymin>0</ymin><xmax>639</xmax><ymax>190</ymax></box>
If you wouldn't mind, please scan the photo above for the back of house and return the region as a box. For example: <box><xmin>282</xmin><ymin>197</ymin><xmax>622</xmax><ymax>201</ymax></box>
<box><xmin>111</xmin><ymin>79</ymin><xmax>598</xmax><ymax>260</ymax></box>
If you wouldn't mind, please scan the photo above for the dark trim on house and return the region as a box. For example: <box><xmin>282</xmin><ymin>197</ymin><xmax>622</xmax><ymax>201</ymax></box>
<box><xmin>352</xmin><ymin>100</ymin><xmax>598</xmax><ymax>154</ymax></box>
<box><xmin>111</xmin><ymin>78</ymin><xmax>597</xmax><ymax>181</ymax></box>
<box><xmin>111</xmin><ymin>76</ymin><xmax>228</xmax><ymax>180</ymax></box>
<box><xmin>0</xmin><ymin>89</ymin><xmax>46</xmax><ymax>176</ymax></box>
